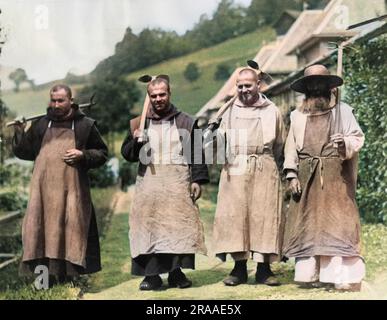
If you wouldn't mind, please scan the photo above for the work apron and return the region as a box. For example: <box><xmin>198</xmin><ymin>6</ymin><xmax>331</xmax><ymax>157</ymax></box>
<box><xmin>213</xmin><ymin>105</ymin><xmax>282</xmax><ymax>260</ymax></box>
<box><xmin>22</xmin><ymin>121</ymin><xmax>92</xmax><ymax>267</ymax></box>
<box><xmin>129</xmin><ymin>118</ymin><xmax>207</xmax><ymax>259</ymax></box>
<box><xmin>283</xmin><ymin>110</ymin><xmax>362</xmax><ymax>258</ymax></box>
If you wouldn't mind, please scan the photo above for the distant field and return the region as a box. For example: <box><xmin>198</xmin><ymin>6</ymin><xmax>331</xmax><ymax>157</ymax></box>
<box><xmin>2</xmin><ymin>27</ymin><xmax>275</xmax><ymax>118</ymax></box>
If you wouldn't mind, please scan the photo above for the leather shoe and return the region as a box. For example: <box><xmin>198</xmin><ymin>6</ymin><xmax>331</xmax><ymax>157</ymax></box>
<box><xmin>223</xmin><ymin>274</ymin><xmax>247</xmax><ymax>286</ymax></box>
<box><xmin>139</xmin><ymin>275</ymin><xmax>163</xmax><ymax>291</ymax></box>
<box><xmin>168</xmin><ymin>269</ymin><xmax>192</xmax><ymax>289</ymax></box>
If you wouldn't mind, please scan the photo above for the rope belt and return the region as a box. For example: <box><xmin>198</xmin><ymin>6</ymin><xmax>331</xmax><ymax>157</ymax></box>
<box><xmin>226</xmin><ymin>147</ymin><xmax>273</xmax><ymax>177</ymax></box>
<box><xmin>301</xmin><ymin>156</ymin><xmax>338</xmax><ymax>189</ymax></box>
<box><xmin>247</xmin><ymin>154</ymin><xmax>263</xmax><ymax>173</ymax></box>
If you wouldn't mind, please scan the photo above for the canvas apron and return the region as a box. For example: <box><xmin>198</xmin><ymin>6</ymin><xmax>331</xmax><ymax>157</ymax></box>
<box><xmin>213</xmin><ymin>105</ymin><xmax>282</xmax><ymax>257</ymax></box>
<box><xmin>22</xmin><ymin>121</ymin><xmax>92</xmax><ymax>267</ymax></box>
<box><xmin>283</xmin><ymin>110</ymin><xmax>362</xmax><ymax>258</ymax></box>
<box><xmin>129</xmin><ymin>119</ymin><xmax>207</xmax><ymax>259</ymax></box>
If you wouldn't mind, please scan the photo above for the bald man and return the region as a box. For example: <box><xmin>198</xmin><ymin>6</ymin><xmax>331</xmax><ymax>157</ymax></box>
<box><xmin>210</xmin><ymin>68</ymin><xmax>285</xmax><ymax>286</ymax></box>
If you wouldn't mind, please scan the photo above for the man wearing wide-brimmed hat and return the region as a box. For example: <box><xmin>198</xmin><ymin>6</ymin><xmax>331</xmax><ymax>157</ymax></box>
<box><xmin>209</xmin><ymin>62</ymin><xmax>285</xmax><ymax>287</ymax></box>
<box><xmin>283</xmin><ymin>64</ymin><xmax>365</xmax><ymax>291</ymax></box>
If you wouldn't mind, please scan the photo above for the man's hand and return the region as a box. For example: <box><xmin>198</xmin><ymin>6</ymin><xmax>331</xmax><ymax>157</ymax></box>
<box><xmin>330</xmin><ymin>133</ymin><xmax>345</xmax><ymax>147</ymax></box>
<box><xmin>330</xmin><ymin>133</ymin><xmax>346</xmax><ymax>157</ymax></box>
<box><xmin>13</xmin><ymin>117</ymin><xmax>26</xmax><ymax>134</ymax></box>
<box><xmin>190</xmin><ymin>182</ymin><xmax>202</xmax><ymax>202</ymax></box>
<box><xmin>133</xmin><ymin>129</ymin><xmax>143</xmax><ymax>139</ymax></box>
<box><xmin>289</xmin><ymin>178</ymin><xmax>302</xmax><ymax>195</ymax></box>
<box><xmin>63</xmin><ymin>149</ymin><xmax>84</xmax><ymax>166</ymax></box>
<box><xmin>207</xmin><ymin>118</ymin><xmax>221</xmax><ymax>131</ymax></box>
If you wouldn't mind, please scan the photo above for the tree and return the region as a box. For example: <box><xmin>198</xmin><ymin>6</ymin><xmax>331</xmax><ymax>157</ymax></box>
<box><xmin>214</xmin><ymin>63</ymin><xmax>232</xmax><ymax>80</ymax></box>
<box><xmin>246</xmin><ymin>0</ymin><xmax>302</xmax><ymax>29</ymax></box>
<box><xmin>9</xmin><ymin>68</ymin><xmax>28</xmax><ymax>92</ymax></box>
<box><xmin>344</xmin><ymin>36</ymin><xmax>387</xmax><ymax>224</ymax></box>
<box><xmin>184</xmin><ymin>62</ymin><xmax>200</xmax><ymax>82</ymax></box>
<box><xmin>78</xmin><ymin>76</ymin><xmax>141</xmax><ymax>153</ymax></box>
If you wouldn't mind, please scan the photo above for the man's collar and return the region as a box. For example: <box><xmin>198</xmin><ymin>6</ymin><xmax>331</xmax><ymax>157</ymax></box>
<box><xmin>234</xmin><ymin>93</ymin><xmax>270</xmax><ymax>108</ymax></box>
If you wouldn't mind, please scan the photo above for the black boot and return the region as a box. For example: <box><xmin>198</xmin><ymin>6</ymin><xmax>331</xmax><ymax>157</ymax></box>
<box><xmin>223</xmin><ymin>260</ymin><xmax>248</xmax><ymax>286</ymax></box>
<box><xmin>168</xmin><ymin>268</ymin><xmax>192</xmax><ymax>289</ymax></box>
<box><xmin>139</xmin><ymin>275</ymin><xmax>163</xmax><ymax>291</ymax></box>
<box><xmin>255</xmin><ymin>263</ymin><xmax>280</xmax><ymax>286</ymax></box>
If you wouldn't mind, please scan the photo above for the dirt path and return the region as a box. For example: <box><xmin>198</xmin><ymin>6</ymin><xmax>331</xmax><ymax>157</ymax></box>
<box><xmin>110</xmin><ymin>186</ymin><xmax>135</xmax><ymax>215</ymax></box>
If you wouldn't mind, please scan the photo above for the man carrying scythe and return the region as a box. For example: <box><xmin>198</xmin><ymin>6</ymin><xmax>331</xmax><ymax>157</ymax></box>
<box><xmin>121</xmin><ymin>75</ymin><xmax>209</xmax><ymax>291</ymax></box>
<box><xmin>12</xmin><ymin>84</ymin><xmax>108</xmax><ymax>286</ymax></box>
<box><xmin>282</xmin><ymin>64</ymin><xmax>365</xmax><ymax>291</ymax></box>
<box><xmin>206</xmin><ymin>61</ymin><xmax>285</xmax><ymax>286</ymax></box>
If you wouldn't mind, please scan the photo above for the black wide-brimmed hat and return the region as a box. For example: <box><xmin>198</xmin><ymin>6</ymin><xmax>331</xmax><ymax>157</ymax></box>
<box><xmin>290</xmin><ymin>64</ymin><xmax>343</xmax><ymax>93</ymax></box>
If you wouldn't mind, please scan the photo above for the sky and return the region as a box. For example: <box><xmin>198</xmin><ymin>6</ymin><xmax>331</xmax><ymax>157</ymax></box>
<box><xmin>0</xmin><ymin>0</ymin><xmax>252</xmax><ymax>84</ymax></box>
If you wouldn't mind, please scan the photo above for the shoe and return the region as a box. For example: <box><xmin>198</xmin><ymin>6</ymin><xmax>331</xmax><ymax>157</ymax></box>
<box><xmin>223</xmin><ymin>274</ymin><xmax>248</xmax><ymax>286</ymax></box>
<box><xmin>255</xmin><ymin>274</ymin><xmax>281</xmax><ymax>286</ymax></box>
<box><xmin>168</xmin><ymin>269</ymin><xmax>192</xmax><ymax>289</ymax></box>
<box><xmin>255</xmin><ymin>263</ymin><xmax>281</xmax><ymax>286</ymax></box>
<box><xmin>223</xmin><ymin>260</ymin><xmax>248</xmax><ymax>286</ymax></box>
<box><xmin>139</xmin><ymin>275</ymin><xmax>163</xmax><ymax>291</ymax></box>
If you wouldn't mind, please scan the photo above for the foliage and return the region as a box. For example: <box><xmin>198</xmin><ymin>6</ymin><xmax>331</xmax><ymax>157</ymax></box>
<box><xmin>3</xmin><ymin>27</ymin><xmax>275</xmax><ymax>117</ymax></box>
<box><xmin>214</xmin><ymin>62</ymin><xmax>232</xmax><ymax>81</ymax></box>
<box><xmin>0</xmin><ymin>190</ymin><xmax>27</xmax><ymax>211</ymax></box>
<box><xmin>91</xmin><ymin>0</ymin><xmax>327</xmax><ymax>79</ymax></box>
<box><xmin>0</xmin><ymin>163</ymin><xmax>31</xmax><ymax>188</ymax></box>
<box><xmin>8</xmin><ymin>68</ymin><xmax>28</xmax><ymax>92</ymax></box>
<box><xmin>88</xmin><ymin>164</ymin><xmax>116</xmax><ymax>189</ymax></box>
<box><xmin>118</xmin><ymin>160</ymin><xmax>137</xmax><ymax>191</ymax></box>
<box><xmin>344</xmin><ymin>35</ymin><xmax>387</xmax><ymax>224</ymax></box>
<box><xmin>184</xmin><ymin>62</ymin><xmax>201</xmax><ymax>83</ymax></box>
<box><xmin>78</xmin><ymin>76</ymin><xmax>141</xmax><ymax>136</ymax></box>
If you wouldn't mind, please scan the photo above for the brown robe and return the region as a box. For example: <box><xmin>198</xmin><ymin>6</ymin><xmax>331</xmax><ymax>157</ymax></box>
<box><xmin>212</xmin><ymin>95</ymin><xmax>284</xmax><ymax>260</ymax></box>
<box><xmin>22</xmin><ymin>123</ymin><xmax>92</xmax><ymax>267</ymax></box>
<box><xmin>283</xmin><ymin>105</ymin><xmax>364</xmax><ymax>258</ymax></box>
<box><xmin>13</xmin><ymin>109</ymin><xmax>108</xmax><ymax>275</ymax></box>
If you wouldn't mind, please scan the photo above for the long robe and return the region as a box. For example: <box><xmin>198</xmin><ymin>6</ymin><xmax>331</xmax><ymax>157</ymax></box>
<box><xmin>211</xmin><ymin>94</ymin><xmax>285</xmax><ymax>261</ymax></box>
<box><xmin>283</xmin><ymin>102</ymin><xmax>365</xmax><ymax>259</ymax></box>
<box><xmin>121</xmin><ymin>105</ymin><xmax>209</xmax><ymax>276</ymax></box>
<box><xmin>13</xmin><ymin>109</ymin><xmax>108</xmax><ymax>276</ymax></box>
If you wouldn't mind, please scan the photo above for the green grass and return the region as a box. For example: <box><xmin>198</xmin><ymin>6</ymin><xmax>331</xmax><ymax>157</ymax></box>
<box><xmin>82</xmin><ymin>185</ymin><xmax>387</xmax><ymax>300</ymax></box>
<box><xmin>0</xmin><ymin>186</ymin><xmax>116</xmax><ymax>300</ymax></box>
<box><xmin>85</xmin><ymin>212</ymin><xmax>132</xmax><ymax>293</ymax></box>
<box><xmin>2</xmin><ymin>27</ymin><xmax>275</xmax><ymax>118</ymax></box>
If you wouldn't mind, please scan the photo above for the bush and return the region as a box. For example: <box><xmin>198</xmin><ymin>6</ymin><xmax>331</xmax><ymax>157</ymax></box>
<box><xmin>119</xmin><ymin>161</ymin><xmax>137</xmax><ymax>191</ymax></box>
<box><xmin>344</xmin><ymin>35</ymin><xmax>387</xmax><ymax>224</ymax></box>
<box><xmin>184</xmin><ymin>62</ymin><xmax>200</xmax><ymax>82</ymax></box>
<box><xmin>88</xmin><ymin>164</ymin><xmax>116</xmax><ymax>188</ymax></box>
<box><xmin>214</xmin><ymin>63</ymin><xmax>232</xmax><ymax>80</ymax></box>
<box><xmin>0</xmin><ymin>190</ymin><xmax>27</xmax><ymax>211</ymax></box>
<box><xmin>0</xmin><ymin>164</ymin><xmax>30</xmax><ymax>188</ymax></box>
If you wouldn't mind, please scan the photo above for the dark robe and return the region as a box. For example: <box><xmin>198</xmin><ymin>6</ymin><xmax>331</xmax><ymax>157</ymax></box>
<box><xmin>121</xmin><ymin>104</ymin><xmax>209</xmax><ymax>276</ymax></box>
<box><xmin>12</xmin><ymin>107</ymin><xmax>108</xmax><ymax>277</ymax></box>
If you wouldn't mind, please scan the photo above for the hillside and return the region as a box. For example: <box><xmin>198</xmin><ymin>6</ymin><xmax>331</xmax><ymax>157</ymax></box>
<box><xmin>2</xmin><ymin>27</ymin><xmax>275</xmax><ymax>118</ymax></box>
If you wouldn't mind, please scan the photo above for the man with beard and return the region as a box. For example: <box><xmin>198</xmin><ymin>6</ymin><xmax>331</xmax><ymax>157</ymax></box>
<box><xmin>209</xmin><ymin>67</ymin><xmax>284</xmax><ymax>286</ymax></box>
<box><xmin>121</xmin><ymin>75</ymin><xmax>208</xmax><ymax>291</ymax></box>
<box><xmin>283</xmin><ymin>64</ymin><xmax>365</xmax><ymax>291</ymax></box>
<box><xmin>12</xmin><ymin>84</ymin><xmax>108</xmax><ymax>286</ymax></box>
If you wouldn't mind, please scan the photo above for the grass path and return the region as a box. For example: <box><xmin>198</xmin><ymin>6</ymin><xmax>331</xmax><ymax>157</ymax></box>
<box><xmin>82</xmin><ymin>187</ymin><xmax>387</xmax><ymax>300</ymax></box>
